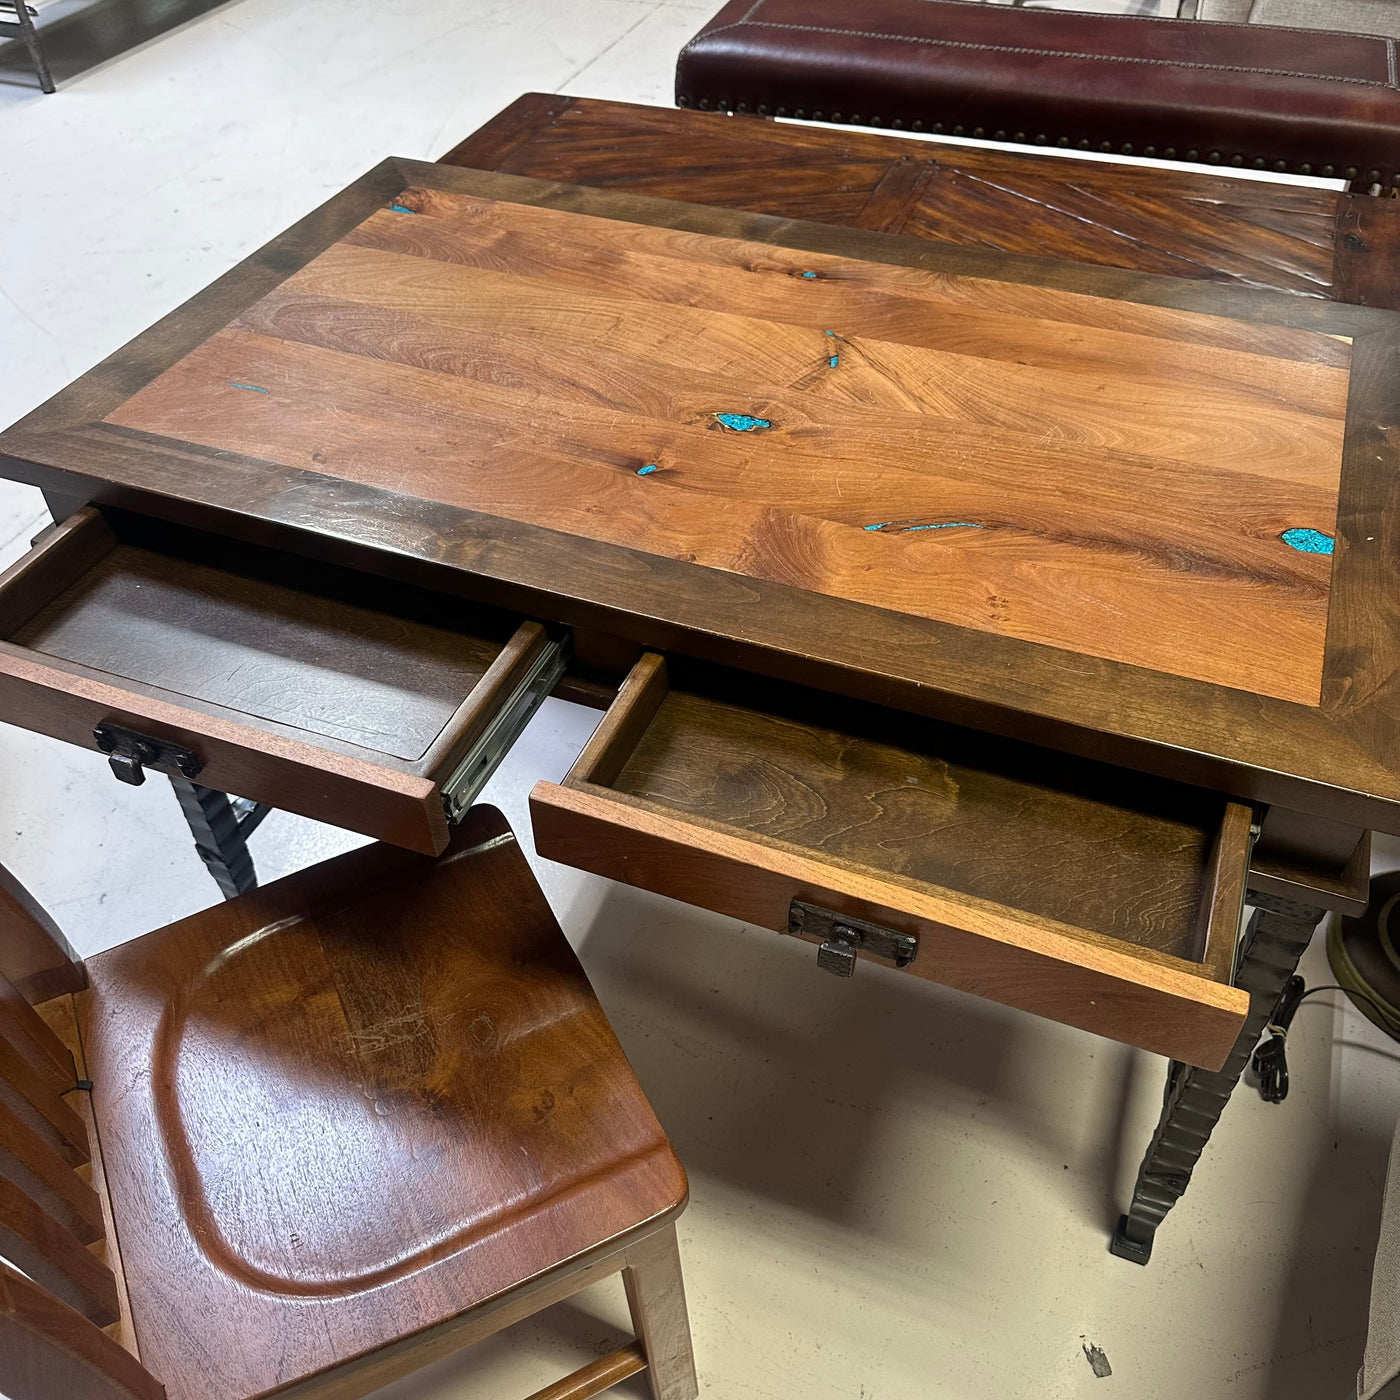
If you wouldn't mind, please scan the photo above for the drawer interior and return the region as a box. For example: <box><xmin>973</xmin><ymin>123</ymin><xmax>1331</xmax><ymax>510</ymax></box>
<box><xmin>0</xmin><ymin>509</ymin><xmax>529</xmax><ymax>771</ymax></box>
<box><xmin>534</xmin><ymin>652</ymin><xmax>1254</xmax><ymax>1067</ymax></box>
<box><xmin>603</xmin><ymin>662</ymin><xmax>1231</xmax><ymax>970</ymax></box>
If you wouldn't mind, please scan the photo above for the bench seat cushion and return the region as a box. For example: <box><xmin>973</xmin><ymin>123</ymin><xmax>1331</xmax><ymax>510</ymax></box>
<box><xmin>676</xmin><ymin>0</ymin><xmax>1400</xmax><ymax>183</ymax></box>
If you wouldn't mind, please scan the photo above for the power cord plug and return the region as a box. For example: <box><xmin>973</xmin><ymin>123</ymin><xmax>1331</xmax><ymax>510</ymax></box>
<box><xmin>1252</xmin><ymin>977</ymin><xmax>1391</xmax><ymax>1103</ymax></box>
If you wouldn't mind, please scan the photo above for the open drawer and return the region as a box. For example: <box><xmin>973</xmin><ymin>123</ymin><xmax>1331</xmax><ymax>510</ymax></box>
<box><xmin>531</xmin><ymin>655</ymin><xmax>1254</xmax><ymax>1070</ymax></box>
<box><xmin>0</xmin><ymin>507</ymin><xmax>568</xmax><ymax>854</ymax></box>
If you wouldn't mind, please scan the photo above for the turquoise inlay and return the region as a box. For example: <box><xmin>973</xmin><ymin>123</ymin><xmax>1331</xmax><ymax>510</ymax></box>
<box><xmin>227</xmin><ymin>382</ymin><xmax>269</xmax><ymax>394</ymax></box>
<box><xmin>829</xmin><ymin>355</ymin><xmax>840</xmax><ymax>368</ymax></box>
<box><xmin>715</xmin><ymin>413</ymin><xmax>772</xmax><ymax>432</ymax></box>
<box><xmin>1281</xmin><ymin>527</ymin><xmax>1335</xmax><ymax>555</ymax></box>
<box><xmin>864</xmin><ymin>520</ymin><xmax>984</xmax><ymax>534</ymax></box>
<box><xmin>390</xmin><ymin>203</ymin><xmax>416</xmax><ymax>214</ymax></box>
<box><xmin>801</xmin><ymin>270</ymin><xmax>818</xmax><ymax>279</ymax></box>
<box><xmin>824</xmin><ymin>329</ymin><xmax>838</xmax><ymax>336</ymax></box>
<box><xmin>637</xmin><ymin>464</ymin><xmax>659</xmax><ymax>476</ymax></box>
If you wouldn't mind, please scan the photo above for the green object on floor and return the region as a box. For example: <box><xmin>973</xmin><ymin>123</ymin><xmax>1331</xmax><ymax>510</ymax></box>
<box><xmin>1327</xmin><ymin>871</ymin><xmax>1400</xmax><ymax>1043</ymax></box>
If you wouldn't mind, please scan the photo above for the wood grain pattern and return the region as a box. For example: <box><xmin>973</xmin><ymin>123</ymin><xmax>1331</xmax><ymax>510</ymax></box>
<box><xmin>441</xmin><ymin>96</ymin><xmax>1345</xmax><ymax>300</ymax></box>
<box><xmin>78</xmin><ymin>806</ymin><xmax>690</xmax><ymax>1400</ymax></box>
<box><xmin>590</xmin><ymin>659</ymin><xmax>1236</xmax><ymax>959</ymax></box>
<box><xmin>4</xmin><ymin>159</ymin><xmax>1396</xmax><ymax>832</ymax></box>
<box><xmin>530</xmin><ymin>780</ymin><xmax>1247</xmax><ymax>1070</ymax></box>
<box><xmin>106</xmin><ymin>187</ymin><xmax>1348</xmax><ymax>705</ymax></box>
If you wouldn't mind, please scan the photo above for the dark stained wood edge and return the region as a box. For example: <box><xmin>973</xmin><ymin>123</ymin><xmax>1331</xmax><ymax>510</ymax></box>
<box><xmin>0</xmin><ymin>507</ymin><xmax>117</xmax><ymax>638</ymax></box>
<box><xmin>416</xmin><ymin>620</ymin><xmax>550</xmax><ymax>780</ymax></box>
<box><xmin>2</xmin><ymin>165</ymin><xmax>1397</xmax><ymax>830</ymax></box>
<box><xmin>2</xmin><ymin>157</ymin><xmax>417</xmax><ymax>442</ymax></box>
<box><xmin>1196</xmin><ymin>802</ymin><xmax>1255</xmax><ymax>986</ymax></box>
<box><xmin>437</xmin><ymin>93</ymin><xmax>576</xmax><ymax>170</ymax></box>
<box><xmin>530</xmin><ymin>780</ymin><xmax>1248</xmax><ymax>1069</ymax></box>
<box><xmin>1249</xmin><ymin>828</ymin><xmax>1373</xmax><ymax>917</ymax></box>
<box><xmin>523</xmin><ymin>1343</ymin><xmax>647</xmax><ymax>1400</ymax></box>
<box><xmin>565</xmin><ymin>653</ymin><xmax>669</xmax><ymax>789</ymax></box>
<box><xmin>0</xmin><ymin>1259</ymin><xmax>162</xmax><ymax>1400</ymax></box>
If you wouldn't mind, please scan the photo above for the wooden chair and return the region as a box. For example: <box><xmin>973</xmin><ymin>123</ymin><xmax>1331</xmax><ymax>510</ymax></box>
<box><xmin>0</xmin><ymin>804</ymin><xmax>697</xmax><ymax>1400</ymax></box>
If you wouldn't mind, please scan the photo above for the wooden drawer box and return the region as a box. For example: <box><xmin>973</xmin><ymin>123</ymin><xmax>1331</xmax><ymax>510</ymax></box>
<box><xmin>0</xmin><ymin>508</ymin><xmax>567</xmax><ymax>854</ymax></box>
<box><xmin>531</xmin><ymin>655</ymin><xmax>1253</xmax><ymax>1070</ymax></box>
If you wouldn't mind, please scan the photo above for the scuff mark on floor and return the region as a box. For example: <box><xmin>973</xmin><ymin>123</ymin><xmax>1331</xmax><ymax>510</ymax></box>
<box><xmin>1082</xmin><ymin>1340</ymin><xmax>1112</xmax><ymax>1378</ymax></box>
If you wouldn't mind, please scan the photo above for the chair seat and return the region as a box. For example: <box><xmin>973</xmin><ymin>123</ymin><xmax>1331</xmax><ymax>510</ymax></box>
<box><xmin>74</xmin><ymin>807</ymin><xmax>686</xmax><ymax>1400</ymax></box>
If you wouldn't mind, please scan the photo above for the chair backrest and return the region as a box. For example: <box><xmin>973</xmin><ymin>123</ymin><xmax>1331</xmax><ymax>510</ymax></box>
<box><xmin>0</xmin><ymin>864</ymin><xmax>165</xmax><ymax>1400</ymax></box>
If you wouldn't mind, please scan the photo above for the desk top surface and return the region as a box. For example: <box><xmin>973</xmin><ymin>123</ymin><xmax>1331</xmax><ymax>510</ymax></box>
<box><xmin>3</xmin><ymin>157</ymin><xmax>1398</xmax><ymax>830</ymax></box>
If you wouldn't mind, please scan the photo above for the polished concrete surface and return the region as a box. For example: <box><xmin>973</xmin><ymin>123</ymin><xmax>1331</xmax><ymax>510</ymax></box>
<box><xmin>1</xmin><ymin>4</ymin><xmax>1397</xmax><ymax>1397</ymax></box>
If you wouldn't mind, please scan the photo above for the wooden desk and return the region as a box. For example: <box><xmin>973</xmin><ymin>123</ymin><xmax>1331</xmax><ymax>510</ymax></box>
<box><xmin>0</xmin><ymin>96</ymin><xmax>1393</xmax><ymax>1264</ymax></box>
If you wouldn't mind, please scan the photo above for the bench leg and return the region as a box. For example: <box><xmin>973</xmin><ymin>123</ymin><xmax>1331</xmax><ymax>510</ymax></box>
<box><xmin>624</xmin><ymin>1224</ymin><xmax>698</xmax><ymax>1400</ymax></box>
<box><xmin>1110</xmin><ymin>892</ymin><xmax>1327</xmax><ymax>1264</ymax></box>
<box><xmin>168</xmin><ymin>776</ymin><xmax>271</xmax><ymax>900</ymax></box>
<box><xmin>10</xmin><ymin>1</ymin><xmax>55</xmax><ymax>92</ymax></box>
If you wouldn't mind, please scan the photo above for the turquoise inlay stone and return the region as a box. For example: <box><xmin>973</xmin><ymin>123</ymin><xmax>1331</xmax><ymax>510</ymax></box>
<box><xmin>714</xmin><ymin>413</ymin><xmax>772</xmax><ymax>432</ymax></box>
<box><xmin>864</xmin><ymin>520</ymin><xmax>983</xmax><ymax>534</ymax></box>
<box><xmin>390</xmin><ymin>203</ymin><xmax>416</xmax><ymax>214</ymax></box>
<box><xmin>1281</xmin><ymin>527</ymin><xmax>1335</xmax><ymax>555</ymax></box>
<box><xmin>829</xmin><ymin>355</ymin><xmax>840</xmax><ymax>368</ymax></box>
<box><xmin>227</xmin><ymin>382</ymin><xmax>269</xmax><ymax>394</ymax></box>
<box><xmin>801</xmin><ymin>270</ymin><xmax>818</xmax><ymax>279</ymax></box>
<box><xmin>637</xmin><ymin>464</ymin><xmax>659</xmax><ymax>476</ymax></box>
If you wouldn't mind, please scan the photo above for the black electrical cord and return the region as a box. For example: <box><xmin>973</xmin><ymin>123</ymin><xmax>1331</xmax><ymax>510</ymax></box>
<box><xmin>1251</xmin><ymin>978</ymin><xmax>1395</xmax><ymax>1104</ymax></box>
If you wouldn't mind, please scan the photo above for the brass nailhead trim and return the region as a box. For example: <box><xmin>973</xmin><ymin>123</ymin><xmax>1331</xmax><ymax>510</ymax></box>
<box><xmin>681</xmin><ymin>95</ymin><xmax>1394</xmax><ymax>184</ymax></box>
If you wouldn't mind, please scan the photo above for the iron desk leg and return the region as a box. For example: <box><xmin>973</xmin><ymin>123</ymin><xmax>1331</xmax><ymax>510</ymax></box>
<box><xmin>1110</xmin><ymin>892</ymin><xmax>1328</xmax><ymax>1264</ymax></box>
<box><xmin>8</xmin><ymin>3</ymin><xmax>55</xmax><ymax>93</ymax></box>
<box><xmin>168</xmin><ymin>776</ymin><xmax>271</xmax><ymax>900</ymax></box>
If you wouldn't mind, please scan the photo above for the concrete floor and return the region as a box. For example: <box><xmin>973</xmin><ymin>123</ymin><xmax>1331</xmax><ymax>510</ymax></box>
<box><xmin>2</xmin><ymin>4</ymin><xmax>1399</xmax><ymax>1397</ymax></box>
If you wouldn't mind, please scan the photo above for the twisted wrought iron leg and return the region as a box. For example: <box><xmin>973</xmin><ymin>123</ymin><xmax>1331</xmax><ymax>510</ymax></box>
<box><xmin>169</xmin><ymin>776</ymin><xmax>270</xmax><ymax>900</ymax></box>
<box><xmin>1110</xmin><ymin>892</ymin><xmax>1328</xmax><ymax>1264</ymax></box>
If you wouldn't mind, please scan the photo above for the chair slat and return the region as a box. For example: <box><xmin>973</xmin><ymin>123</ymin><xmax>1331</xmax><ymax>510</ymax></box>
<box><xmin>0</xmin><ymin>1259</ymin><xmax>163</xmax><ymax>1400</ymax></box>
<box><xmin>0</xmin><ymin>1098</ymin><xmax>104</xmax><ymax>1244</ymax></box>
<box><xmin>0</xmin><ymin>1032</ymin><xmax>89</xmax><ymax>1167</ymax></box>
<box><xmin>0</xmin><ymin>970</ymin><xmax>75</xmax><ymax>1085</ymax></box>
<box><xmin>0</xmin><ymin>1173</ymin><xmax>119</xmax><ymax>1326</ymax></box>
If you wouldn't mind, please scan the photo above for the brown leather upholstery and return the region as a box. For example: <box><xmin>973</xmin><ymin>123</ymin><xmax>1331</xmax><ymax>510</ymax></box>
<box><xmin>676</xmin><ymin>0</ymin><xmax>1400</xmax><ymax>184</ymax></box>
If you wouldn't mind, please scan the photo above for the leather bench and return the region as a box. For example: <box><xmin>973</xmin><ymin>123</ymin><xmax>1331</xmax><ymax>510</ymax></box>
<box><xmin>676</xmin><ymin>0</ymin><xmax>1400</xmax><ymax>185</ymax></box>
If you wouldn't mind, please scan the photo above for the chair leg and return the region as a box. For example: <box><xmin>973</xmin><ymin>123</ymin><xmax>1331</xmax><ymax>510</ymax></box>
<box><xmin>1110</xmin><ymin>892</ymin><xmax>1327</xmax><ymax>1264</ymax></box>
<box><xmin>623</xmin><ymin>1225</ymin><xmax>698</xmax><ymax>1400</ymax></box>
